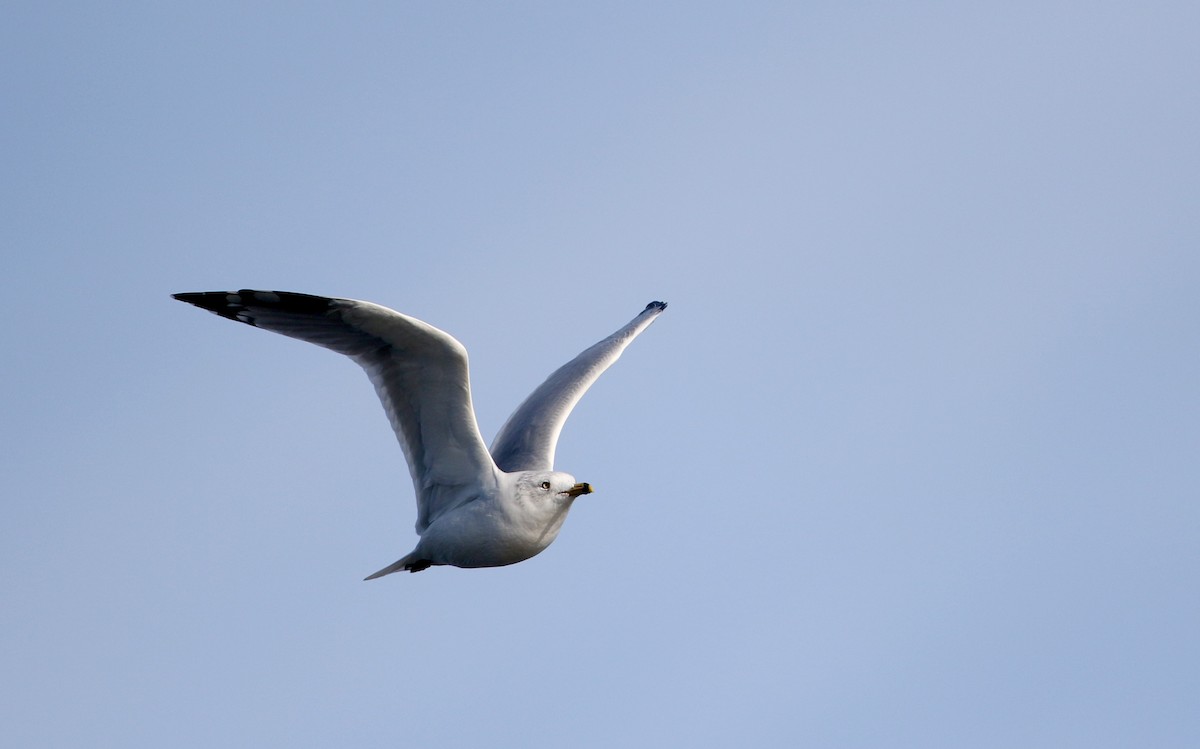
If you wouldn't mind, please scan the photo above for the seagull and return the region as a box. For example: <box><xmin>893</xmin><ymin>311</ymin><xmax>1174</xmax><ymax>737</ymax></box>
<box><xmin>173</xmin><ymin>290</ymin><xmax>667</xmax><ymax>579</ymax></box>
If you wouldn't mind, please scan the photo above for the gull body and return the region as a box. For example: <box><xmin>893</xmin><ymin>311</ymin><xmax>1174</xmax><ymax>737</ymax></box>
<box><xmin>172</xmin><ymin>290</ymin><xmax>666</xmax><ymax>579</ymax></box>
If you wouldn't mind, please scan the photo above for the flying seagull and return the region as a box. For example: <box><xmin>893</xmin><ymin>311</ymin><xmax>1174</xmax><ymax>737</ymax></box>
<box><xmin>173</xmin><ymin>290</ymin><xmax>667</xmax><ymax>579</ymax></box>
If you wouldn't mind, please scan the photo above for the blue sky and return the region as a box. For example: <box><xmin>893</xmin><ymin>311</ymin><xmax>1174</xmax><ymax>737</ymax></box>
<box><xmin>3</xmin><ymin>2</ymin><xmax>1198</xmax><ymax>746</ymax></box>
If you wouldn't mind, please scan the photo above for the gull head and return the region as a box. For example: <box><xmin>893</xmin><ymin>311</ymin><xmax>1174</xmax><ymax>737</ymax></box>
<box><xmin>498</xmin><ymin>470</ymin><xmax>594</xmax><ymax>552</ymax></box>
<box><xmin>512</xmin><ymin>470</ymin><xmax>594</xmax><ymax>506</ymax></box>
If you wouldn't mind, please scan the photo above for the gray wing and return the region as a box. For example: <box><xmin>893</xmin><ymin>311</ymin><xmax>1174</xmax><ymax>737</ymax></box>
<box><xmin>490</xmin><ymin>301</ymin><xmax>667</xmax><ymax>472</ymax></box>
<box><xmin>173</xmin><ymin>290</ymin><xmax>498</xmax><ymax>533</ymax></box>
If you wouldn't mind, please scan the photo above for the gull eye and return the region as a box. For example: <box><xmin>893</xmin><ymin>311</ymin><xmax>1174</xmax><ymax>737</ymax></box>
<box><xmin>540</xmin><ymin>481</ymin><xmax>551</xmax><ymax>490</ymax></box>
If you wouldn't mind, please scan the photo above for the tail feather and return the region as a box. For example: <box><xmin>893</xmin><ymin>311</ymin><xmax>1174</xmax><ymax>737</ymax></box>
<box><xmin>363</xmin><ymin>554</ymin><xmax>432</xmax><ymax>580</ymax></box>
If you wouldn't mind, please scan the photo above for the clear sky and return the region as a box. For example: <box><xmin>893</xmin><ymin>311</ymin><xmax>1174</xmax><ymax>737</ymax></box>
<box><xmin>3</xmin><ymin>2</ymin><xmax>1197</xmax><ymax>747</ymax></box>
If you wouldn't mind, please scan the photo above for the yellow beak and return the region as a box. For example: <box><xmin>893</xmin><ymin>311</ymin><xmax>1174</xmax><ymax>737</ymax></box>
<box><xmin>566</xmin><ymin>482</ymin><xmax>594</xmax><ymax>498</ymax></box>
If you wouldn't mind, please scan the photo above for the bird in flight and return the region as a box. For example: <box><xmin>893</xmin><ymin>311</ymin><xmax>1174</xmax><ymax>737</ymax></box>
<box><xmin>173</xmin><ymin>290</ymin><xmax>667</xmax><ymax>579</ymax></box>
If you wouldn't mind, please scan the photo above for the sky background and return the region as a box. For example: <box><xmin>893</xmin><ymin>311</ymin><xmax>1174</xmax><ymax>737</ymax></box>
<box><xmin>3</xmin><ymin>2</ymin><xmax>1198</xmax><ymax>746</ymax></box>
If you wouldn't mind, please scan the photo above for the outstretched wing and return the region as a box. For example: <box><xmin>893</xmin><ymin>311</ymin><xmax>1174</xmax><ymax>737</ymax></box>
<box><xmin>173</xmin><ymin>290</ymin><xmax>498</xmax><ymax>533</ymax></box>
<box><xmin>490</xmin><ymin>301</ymin><xmax>667</xmax><ymax>472</ymax></box>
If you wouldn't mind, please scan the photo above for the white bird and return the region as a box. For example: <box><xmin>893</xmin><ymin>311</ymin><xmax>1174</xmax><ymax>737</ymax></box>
<box><xmin>173</xmin><ymin>290</ymin><xmax>667</xmax><ymax>579</ymax></box>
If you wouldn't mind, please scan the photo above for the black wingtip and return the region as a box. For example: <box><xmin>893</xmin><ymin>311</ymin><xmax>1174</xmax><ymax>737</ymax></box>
<box><xmin>172</xmin><ymin>290</ymin><xmax>255</xmax><ymax>323</ymax></box>
<box><xmin>173</xmin><ymin>289</ymin><xmax>337</xmax><ymax>326</ymax></box>
<box><xmin>173</xmin><ymin>291</ymin><xmax>236</xmax><ymax>315</ymax></box>
<box><xmin>644</xmin><ymin>300</ymin><xmax>668</xmax><ymax>312</ymax></box>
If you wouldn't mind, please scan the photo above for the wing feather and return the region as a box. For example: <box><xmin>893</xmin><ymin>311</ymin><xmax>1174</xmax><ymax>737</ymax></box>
<box><xmin>489</xmin><ymin>301</ymin><xmax>667</xmax><ymax>472</ymax></box>
<box><xmin>173</xmin><ymin>290</ymin><xmax>498</xmax><ymax>532</ymax></box>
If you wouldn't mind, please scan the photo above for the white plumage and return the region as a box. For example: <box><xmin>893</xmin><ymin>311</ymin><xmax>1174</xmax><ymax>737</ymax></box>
<box><xmin>173</xmin><ymin>290</ymin><xmax>666</xmax><ymax>578</ymax></box>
